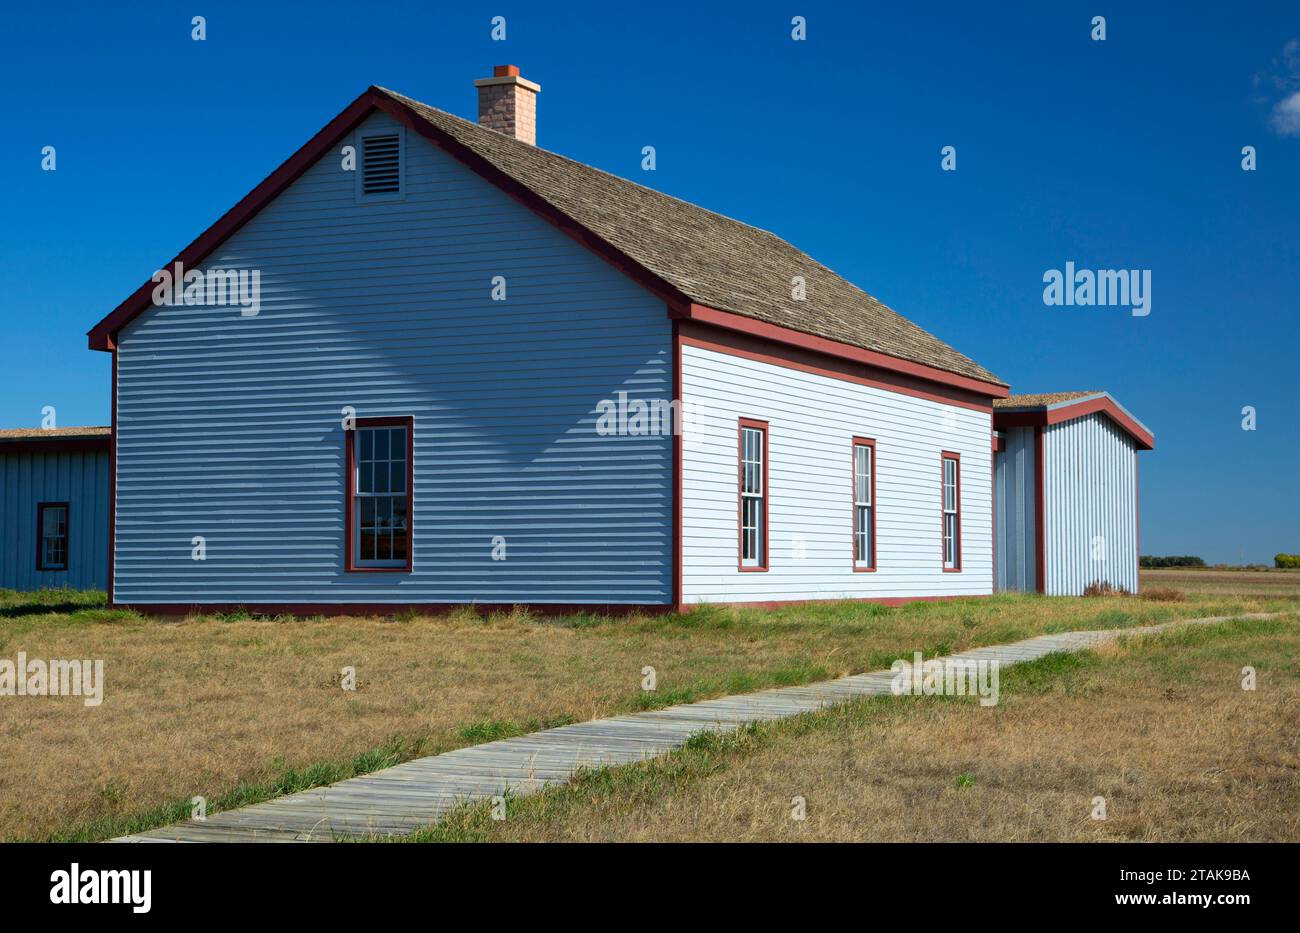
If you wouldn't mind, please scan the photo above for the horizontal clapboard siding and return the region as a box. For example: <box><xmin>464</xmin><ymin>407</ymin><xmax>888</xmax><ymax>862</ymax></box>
<box><xmin>114</xmin><ymin>112</ymin><xmax>671</xmax><ymax>605</ymax></box>
<box><xmin>681</xmin><ymin>345</ymin><xmax>993</xmax><ymax>603</ymax></box>
<box><xmin>993</xmin><ymin>426</ymin><xmax>1037</xmax><ymax>592</ymax></box>
<box><xmin>0</xmin><ymin>449</ymin><xmax>110</xmax><ymax>591</ymax></box>
<box><xmin>1043</xmin><ymin>412</ymin><xmax>1138</xmax><ymax>595</ymax></box>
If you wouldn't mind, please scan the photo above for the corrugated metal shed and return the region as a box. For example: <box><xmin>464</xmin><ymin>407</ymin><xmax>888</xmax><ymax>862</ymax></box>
<box><xmin>993</xmin><ymin>392</ymin><xmax>1151</xmax><ymax>596</ymax></box>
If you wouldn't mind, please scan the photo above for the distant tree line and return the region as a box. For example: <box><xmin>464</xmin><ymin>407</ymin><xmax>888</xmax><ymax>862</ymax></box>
<box><xmin>1276</xmin><ymin>554</ymin><xmax>1300</xmax><ymax>569</ymax></box>
<box><xmin>1139</xmin><ymin>555</ymin><xmax>1206</xmax><ymax>568</ymax></box>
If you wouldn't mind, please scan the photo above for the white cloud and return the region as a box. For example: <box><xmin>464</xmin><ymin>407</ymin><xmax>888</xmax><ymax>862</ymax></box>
<box><xmin>1270</xmin><ymin>91</ymin><xmax>1300</xmax><ymax>136</ymax></box>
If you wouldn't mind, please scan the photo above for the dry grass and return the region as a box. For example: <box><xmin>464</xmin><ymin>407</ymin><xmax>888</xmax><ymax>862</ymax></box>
<box><xmin>1139</xmin><ymin>586</ymin><xmax>1186</xmax><ymax>602</ymax></box>
<box><xmin>1083</xmin><ymin>581</ymin><xmax>1131</xmax><ymax>597</ymax></box>
<box><xmin>433</xmin><ymin>615</ymin><xmax>1300</xmax><ymax>842</ymax></box>
<box><xmin>0</xmin><ymin>583</ymin><xmax>1291</xmax><ymax>841</ymax></box>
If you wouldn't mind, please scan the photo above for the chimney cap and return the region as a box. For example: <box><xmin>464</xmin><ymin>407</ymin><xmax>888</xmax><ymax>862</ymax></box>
<box><xmin>493</xmin><ymin>64</ymin><xmax>520</xmax><ymax>77</ymax></box>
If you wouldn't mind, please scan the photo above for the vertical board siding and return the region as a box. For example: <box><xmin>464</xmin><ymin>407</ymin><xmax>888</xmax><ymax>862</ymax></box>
<box><xmin>1043</xmin><ymin>413</ymin><xmax>1138</xmax><ymax>595</ymax></box>
<box><xmin>993</xmin><ymin>426</ymin><xmax>1036</xmax><ymax>591</ymax></box>
<box><xmin>681</xmin><ymin>344</ymin><xmax>993</xmax><ymax>603</ymax></box>
<box><xmin>114</xmin><ymin>112</ymin><xmax>672</xmax><ymax>605</ymax></box>
<box><xmin>0</xmin><ymin>450</ymin><xmax>110</xmax><ymax>591</ymax></box>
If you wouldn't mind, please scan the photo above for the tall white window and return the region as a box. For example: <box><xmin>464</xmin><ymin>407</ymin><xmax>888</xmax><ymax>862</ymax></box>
<box><xmin>942</xmin><ymin>454</ymin><xmax>961</xmax><ymax>570</ymax></box>
<box><xmin>853</xmin><ymin>441</ymin><xmax>874</xmax><ymax>569</ymax></box>
<box><xmin>739</xmin><ymin>421</ymin><xmax>767</xmax><ymax>569</ymax></box>
<box><xmin>352</xmin><ymin>423</ymin><xmax>410</xmax><ymax>568</ymax></box>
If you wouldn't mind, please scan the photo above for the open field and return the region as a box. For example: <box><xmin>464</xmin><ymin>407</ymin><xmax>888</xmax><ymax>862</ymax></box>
<box><xmin>1141</xmin><ymin>567</ymin><xmax>1300</xmax><ymax>598</ymax></box>
<box><xmin>419</xmin><ymin>615</ymin><xmax>1300</xmax><ymax>842</ymax></box>
<box><xmin>0</xmin><ymin>580</ymin><xmax>1295</xmax><ymax>841</ymax></box>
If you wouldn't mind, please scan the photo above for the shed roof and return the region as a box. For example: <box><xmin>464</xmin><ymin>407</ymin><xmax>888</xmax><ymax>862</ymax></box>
<box><xmin>0</xmin><ymin>426</ymin><xmax>111</xmax><ymax>453</ymax></box>
<box><xmin>87</xmin><ymin>86</ymin><xmax>1005</xmax><ymax>392</ymax></box>
<box><xmin>994</xmin><ymin>391</ymin><xmax>1102</xmax><ymax>409</ymax></box>
<box><xmin>0</xmin><ymin>426</ymin><xmax>110</xmax><ymax>440</ymax></box>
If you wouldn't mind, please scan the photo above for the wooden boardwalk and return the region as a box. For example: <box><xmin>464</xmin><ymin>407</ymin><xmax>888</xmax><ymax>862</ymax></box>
<box><xmin>112</xmin><ymin>612</ymin><xmax>1275</xmax><ymax>843</ymax></box>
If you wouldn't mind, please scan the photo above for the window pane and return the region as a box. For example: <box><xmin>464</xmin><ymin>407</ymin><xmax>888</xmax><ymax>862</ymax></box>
<box><xmin>375</xmin><ymin>459</ymin><xmax>390</xmax><ymax>493</ymax></box>
<box><xmin>854</xmin><ymin>454</ymin><xmax>868</xmax><ymax>504</ymax></box>
<box><xmin>359</xmin><ymin>462</ymin><xmax>374</xmax><ymax>494</ymax></box>
<box><xmin>361</xmin><ymin>529</ymin><xmax>376</xmax><ymax>561</ymax></box>
<box><xmin>360</xmin><ymin>497</ymin><xmax>375</xmax><ymax>528</ymax></box>
<box><xmin>391</xmin><ymin>428</ymin><xmax>406</xmax><ymax>461</ymax></box>
<box><xmin>392</xmin><ymin>525</ymin><xmax>407</xmax><ymax>561</ymax></box>
<box><xmin>393</xmin><ymin>497</ymin><xmax>409</xmax><ymax>561</ymax></box>
<box><xmin>360</xmin><ymin>429</ymin><xmax>373</xmax><ymax>462</ymax></box>
<box><xmin>865</xmin><ymin>506</ymin><xmax>872</xmax><ymax>562</ymax></box>
<box><xmin>374</xmin><ymin>429</ymin><xmax>389</xmax><ymax>461</ymax></box>
<box><xmin>390</xmin><ymin>462</ymin><xmax>405</xmax><ymax>495</ymax></box>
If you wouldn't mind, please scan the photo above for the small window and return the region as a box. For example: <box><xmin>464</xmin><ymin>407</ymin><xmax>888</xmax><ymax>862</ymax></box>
<box><xmin>36</xmin><ymin>502</ymin><xmax>69</xmax><ymax>571</ymax></box>
<box><xmin>347</xmin><ymin>419</ymin><xmax>413</xmax><ymax>571</ymax></box>
<box><xmin>738</xmin><ymin>419</ymin><xmax>768</xmax><ymax>571</ymax></box>
<box><xmin>853</xmin><ymin>438</ymin><xmax>875</xmax><ymax>570</ymax></box>
<box><xmin>358</xmin><ymin>131</ymin><xmax>403</xmax><ymax>199</ymax></box>
<box><xmin>942</xmin><ymin>452</ymin><xmax>961</xmax><ymax>571</ymax></box>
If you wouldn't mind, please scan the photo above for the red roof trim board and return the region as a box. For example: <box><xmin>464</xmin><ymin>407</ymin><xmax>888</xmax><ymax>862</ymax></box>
<box><xmin>676</xmin><ymin>304</ymin><xmax>1009</xmax><ymax>398</ymax></box>
<box><xmin>678</xmin><ymin>323</ymin><xmax>997</xmax><ymax>412</ymax></box>
<box><xmin>994</xmin><ymin>392</ymin><xmax>1154</xmax><ymax>450</ymax></box>
<box><xmin>86</xmin><ymin>88</ymin><xmax>1007</xmax><ymax>401</ymax></box>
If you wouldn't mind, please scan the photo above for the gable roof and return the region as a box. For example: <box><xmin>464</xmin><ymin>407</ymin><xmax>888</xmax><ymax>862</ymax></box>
<box><xmin>87</xmin><ymin>86</ymin><xmax>1005</xmax><ymax>391</ymax></box>
<box><xmin>994</xmin><ymin>391</ymin><xmax>1154</xmax><ymax>450</ymax></box>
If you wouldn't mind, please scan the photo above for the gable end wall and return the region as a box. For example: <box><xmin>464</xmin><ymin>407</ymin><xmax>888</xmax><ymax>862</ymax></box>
<box><xmin>112</xmin><ymin>112</ymin><xmax>672</xmax><ymax>606</ymax></box>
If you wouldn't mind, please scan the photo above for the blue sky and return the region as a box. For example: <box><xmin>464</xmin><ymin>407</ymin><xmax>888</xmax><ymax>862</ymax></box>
<box><xmin>1</xmin><ymin>1</ymin><xmax>1296</xmax><ymax>563</ymax></box>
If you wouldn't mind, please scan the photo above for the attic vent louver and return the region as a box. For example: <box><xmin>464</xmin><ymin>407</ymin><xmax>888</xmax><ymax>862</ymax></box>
<box><xmin>362</xmin><ymin>134</ymin><xmax>401</xmax><ymax>194</ymax></box>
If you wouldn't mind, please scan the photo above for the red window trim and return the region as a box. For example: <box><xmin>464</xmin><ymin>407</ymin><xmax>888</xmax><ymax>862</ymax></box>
<box><xmin>851</xmin><ymin>437</ymin><xmax>877</xmax><ymax>572</ymax></box>
<box><xmin>737</xmin><ymin>417</ymin><xmax>769</xmax><ymax>572</ymax></box>
<box><xmin>344</xmin><ymin>416</ymin><xmax>414</xmax><ymax>573</ymax></box>
<box><xmin>35</xmin><ymin>501</ymin><xmax>70</xmax><ymax>572</ymax></box>
<box><xmin>941</xmin><ymin>451</ymin><xmax>962</xmax><ymax>572</ymax></box>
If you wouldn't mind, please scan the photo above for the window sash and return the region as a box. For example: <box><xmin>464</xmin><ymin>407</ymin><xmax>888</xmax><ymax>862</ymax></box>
<box><xmin>741</xmin><ymin>497</ymin><xmax>764</xmax><ymax>564</ymax></box>
<box><xmin>853</xmin><ymin>442</ymin><xmax>874</xmax><ymax>567</ymax></box>
<box><xmin>741</xmin><ymin>428</ymin><xmax>764</xmax><ymax>496</ymax></box>
<box><xmin>739</xmin><ymin>424</ymin><xmax>766</xmax><ymax>568</ymax></box>
<box><xmin>854</xmin><ymin>504</ymin><xmax>872</xmax><ymax>564</ymax></box>
<box><xmin>942</xmin><ymin>456</ymin><xmax>960</xmax><ymax>568</ymax></box>
<box><xmin>854</xmin><ymin>445</ymin><xmax>871</xmax><ymax>506</ymax></box>
<box><xmin>353</xmin><ymin>425</ymin><xmax>409</xmax><ymax>568</ymax></box>
<box><xmin>39</xmin><ymin>505</ymin><xmax>68</xmax><ymax>569</ymax></box>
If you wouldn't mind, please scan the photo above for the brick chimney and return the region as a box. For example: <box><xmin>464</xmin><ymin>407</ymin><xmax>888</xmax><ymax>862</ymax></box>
<box><xmin>474</xmin><ymin>65</ymin><xmax>541</xmax><ymax>144</ymax></box>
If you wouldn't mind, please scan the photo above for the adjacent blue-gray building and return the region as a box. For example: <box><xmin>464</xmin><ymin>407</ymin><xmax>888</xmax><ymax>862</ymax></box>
<box><xmin>0</xmin><ymin>428</ymin><xmax>111</xmax><ymax>591</ymax></box>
